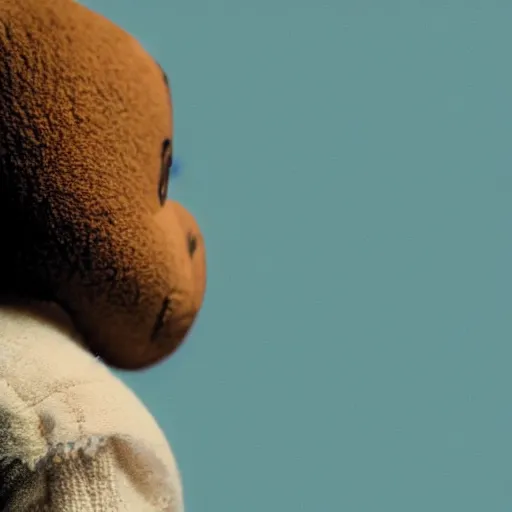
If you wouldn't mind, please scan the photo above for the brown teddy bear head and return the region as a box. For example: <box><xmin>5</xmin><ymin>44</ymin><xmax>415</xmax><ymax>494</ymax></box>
<box><xmin>0</xmin><ymin>0</ymin><xmax>207</xmax><ymax>369</ymax></box>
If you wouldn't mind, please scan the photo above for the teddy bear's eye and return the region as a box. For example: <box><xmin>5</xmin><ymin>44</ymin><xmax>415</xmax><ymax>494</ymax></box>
<box><xmin>159</xmin><ymin>138</ymin><xmax>172</xmax><ymax>206</ymax></box>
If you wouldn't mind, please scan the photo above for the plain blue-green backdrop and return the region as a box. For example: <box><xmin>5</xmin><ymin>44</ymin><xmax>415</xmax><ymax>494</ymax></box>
<box><xmin>82</xmin><ymin>2</ymin><xmax>512</xmax><ymax>510</ymax></box>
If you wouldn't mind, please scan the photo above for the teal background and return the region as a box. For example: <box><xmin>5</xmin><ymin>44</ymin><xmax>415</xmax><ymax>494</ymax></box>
<box><xmin>83</xmin><ymin>2</ymin><xmax>512</xmax><ymax>510</ymax></box>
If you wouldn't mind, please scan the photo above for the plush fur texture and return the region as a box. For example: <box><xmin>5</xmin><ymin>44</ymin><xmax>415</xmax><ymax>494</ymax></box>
<box><xmin>0</xmin><ymin>0</ymin><xmax>206</xmax><ymax>369</ymax></box>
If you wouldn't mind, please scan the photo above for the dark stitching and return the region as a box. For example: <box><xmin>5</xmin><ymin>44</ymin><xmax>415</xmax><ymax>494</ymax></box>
<box><xmin>151</xmin><ymin>296</ymin><xmax>170</xmax><ymax>342</ymax></box>
<box><xmin>156</xmin><ymin>62</ymin><xmax>169</xmax><ymax>88</ymax></box>
<box><xmin>159</xmin><ymin>138</ymin><xmax>172</xmax><ymax>205</ymax></box>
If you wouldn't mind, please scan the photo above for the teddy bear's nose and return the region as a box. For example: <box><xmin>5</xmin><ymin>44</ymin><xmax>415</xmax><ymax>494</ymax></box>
<box><xmin>187</xmin><ymin>233</ymin><xmax>197</xmax><ymax>257</ymax></box>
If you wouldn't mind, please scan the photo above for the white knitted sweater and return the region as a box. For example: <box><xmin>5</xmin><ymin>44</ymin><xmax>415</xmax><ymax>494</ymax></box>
<box><xmin>0</xmin><ymin>304</ymin><xmax>184</xmax><ymax>511</ymax></box>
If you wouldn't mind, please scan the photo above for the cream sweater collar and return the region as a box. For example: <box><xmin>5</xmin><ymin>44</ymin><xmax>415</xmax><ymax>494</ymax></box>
<box><xmin>0</xmin><ymin>303</ymin><xmax>183</xmax><ymax>511</ymax></box>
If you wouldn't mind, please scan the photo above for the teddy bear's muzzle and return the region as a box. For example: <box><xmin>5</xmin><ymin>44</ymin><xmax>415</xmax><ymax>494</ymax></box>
<box><xmin>86</xmin><ymin>200</ymin><xmax>206</xmax><ymax>370</ymax></box>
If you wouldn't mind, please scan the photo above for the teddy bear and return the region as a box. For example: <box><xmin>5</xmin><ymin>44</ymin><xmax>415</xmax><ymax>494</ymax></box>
<box><xmin>0</xmin><ymin>0</ymin><xmax>206</xmax><ymax>509</ymax></box>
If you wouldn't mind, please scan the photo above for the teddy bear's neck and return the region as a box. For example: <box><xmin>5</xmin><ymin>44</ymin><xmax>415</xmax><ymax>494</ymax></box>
<box><xmin>0</xmin><ymin>300</ymin><xmax>88</xmax><ymax>353</ymax></box>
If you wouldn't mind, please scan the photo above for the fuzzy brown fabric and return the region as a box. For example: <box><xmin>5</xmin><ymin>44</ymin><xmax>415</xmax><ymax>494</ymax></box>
<box><xmin>0</xmin><ymin>0</ymin><xmax>207</xmax><ymax>369</ymax></box>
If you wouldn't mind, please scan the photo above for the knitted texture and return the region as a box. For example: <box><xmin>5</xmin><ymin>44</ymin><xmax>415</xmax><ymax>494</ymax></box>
<box><xmin>41</xmin><ymin>444</ymin><xmax>120</xmax><ymax>511</ymax></box>
<box><xmin>0</xmin><ymin>304</ymin><xmax>184</xmax><ymax>511</ymax></box>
